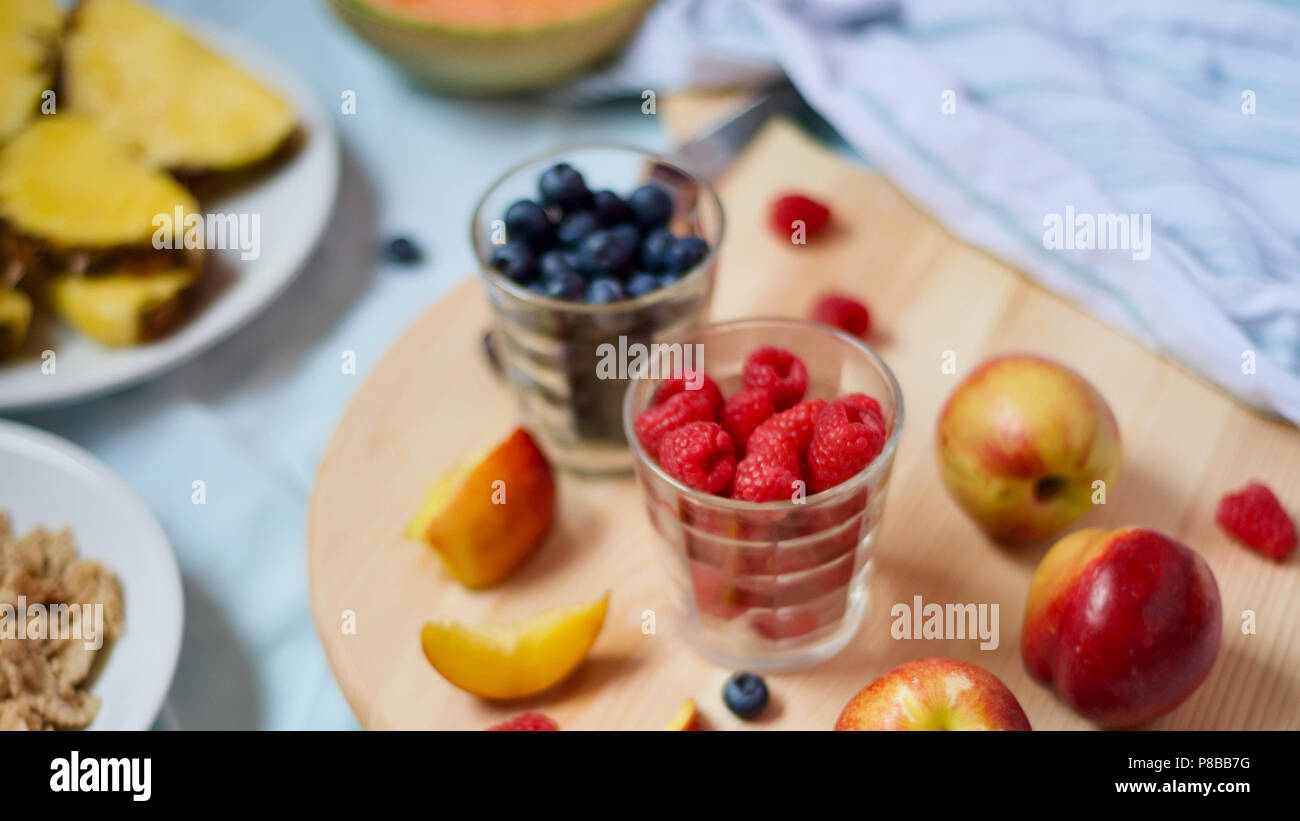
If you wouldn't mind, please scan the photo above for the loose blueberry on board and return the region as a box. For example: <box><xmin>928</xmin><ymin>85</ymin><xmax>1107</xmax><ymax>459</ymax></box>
<box><xmin>538</xmin><ymin>249</ymin><xmax>579</xmax><ymax>282</ymax></box>
<box><xmin>504</xmin><ymin>200</ymin><xmax>554</xmax><ymax>249</ymax></box>
<box><xmin>639</xmin><ymin>227</ymin><xmax>676</xmax><ymax>271</ymax></box>
<box><xmin>628</xmin><ymin>183</ymin><xmax>674</xmax><ymax>228</ymax></box>
<box><xmin>541</xmin><ymin>271</ymin><xmax>587</xmax><ymax>300</ymax></box>
<box><xmin>626</xmin><ymin>272</ymin><xmax>661</xmax><ymax>299</ymax></box>
<box><xmin>556</xmin><ymin>211</ymin><xmax>600</xmax><ymax>248</ymax></box>
<box><xmin>383</xmin><ymin>235</ymin><xmax>423</xmax><ymax>265</ymax></box>
<box><xmin>723</xmin><ymin>672</ymin><xmax>769</xmax><ymax>720</ymax></box>
<box><xmin>664</xmin><ymin>235</ymin><xmax>709</xmax><ymax>274</ymax></box>
<box><xmin>490</xmin><ymin>241</ymin><xmax>537</xmax><ymax>283</ymax></box>
<box><xmin>593</xmin><ymin>190</ymin><xmax>635</xmax><ymax>226</ymax></box>
<box><xmin>586</xmin><ymin>277</ymin><xmax>625</xmax><ymax>304</ymax></box>
<box><xmin>539</xmin><ymin>162</ymin><xmax>592</xmax><ymax>212</ymax></box>
<box><xmin>576</xmin><ymin>229</ymin><xmax>636</xmax><ymax>277</ymax></box>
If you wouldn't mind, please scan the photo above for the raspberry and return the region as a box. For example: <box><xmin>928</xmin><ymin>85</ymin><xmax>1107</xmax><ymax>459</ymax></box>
<box><xmin>770</xmin><ymin>193</ymin><xmax>832</xmax><ymax>240</ymax></box>
<box><xmin>732</xmin><ymin>458</ymin><xmax>801</xmax><ymax>502</ymax></box>
<box><xmin>811</xmin><ymin>293</ymin><xmax>870</xmax><ymax>337</ymax></box>
<box><xmin>653</xmin><ymin>368</ymin><xmax>723</xmax><ymax>416</ymax></box>
<box><xmin>722</xmin><ymin>387</ymin><xmax>774</xmax><ymax>456</ymax></box>
<box><xmin>838</xmin><ymin>392</ymin><xmax>885</xmax><ymax>429</ymax></box>
<box><xmin>487</xmin><ymin>713</ymin><xmax>558</xmax><ymax>731</ymax></box>
<box><xmin>658</xmin><ymin>421</ymin><xmax>736</xmax><ymax>494</ymax></box>
<box><xmin>1216</xmin><ymin>481</ymin><xmax>1297</xmax><ymax>561</ymax></box>
<box><xmin>634</xmin><ymin>390</ymin><xmax>714</xmax><ymax>454</ymax></box>
<box><xmin>805</xmin><ymin>396</ymin><xmax>886</xmax><ymax>493</ymax></box>
<box><xmin>748</xmin><ymin>398</ymin><xmax>828</xmax><ymax>457</ymax></box>
<box><xmin>742</xmin><ymin>347</ymin><xmax>808</xmax><ymax>410</ymax></box>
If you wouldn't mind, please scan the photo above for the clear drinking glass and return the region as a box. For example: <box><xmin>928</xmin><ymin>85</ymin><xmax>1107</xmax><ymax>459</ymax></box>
<box><xmin>623</xmin><ymin>318</ymin><xmax>905</xmax><ymax>672</ymax></box>
<box><xmin>472</xmin><ymin>145</ymin><xmax>724</xmax><ymax>476</ymax></box>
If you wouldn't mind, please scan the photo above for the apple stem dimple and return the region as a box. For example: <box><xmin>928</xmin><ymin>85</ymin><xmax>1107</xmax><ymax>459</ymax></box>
<box><xmin>1034</xmin><ymin>476</ymin><xmax>1065</xmax><ymax>503</ymax></box>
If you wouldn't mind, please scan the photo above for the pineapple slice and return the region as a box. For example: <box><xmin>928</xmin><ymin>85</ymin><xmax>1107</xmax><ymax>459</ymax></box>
<box><xmin>0</xmin><ymin>116</ymin><xmax>201</xmax><ymax>249</ymax></box>
<box><xmin>0</xmin><ymin>287</ymin><xmax>32</xmax><ymax>357</ymax></box>
<box><xmin>0</xmin><ymin>0</ymin><xmax>61</xmax><ymax>142</ymax></box>
<box><xmin>64</xmin><ymin>0</ymin><xmax>295</xmax><ymax>171</ymax></box>
<box><xmin>49</xmin><ymin>268</ymin><xmax>198</xmax><ymax>347</ymax></box>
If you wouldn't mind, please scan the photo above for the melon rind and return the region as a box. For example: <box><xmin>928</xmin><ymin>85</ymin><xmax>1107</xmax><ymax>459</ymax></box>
<box><xmin>64</xmin><ymin>0</ymin><xmax>295</xmax><ymax>171</ymax></box>
<box><xmin>0</xmin><ymin>0</ymin><xmax>62</xmax><ymax>142</ymax></box>
<box><xmin>329</xmin><ymin>0</ymin><xmax>655</xmax><ymax>95</ymax></box>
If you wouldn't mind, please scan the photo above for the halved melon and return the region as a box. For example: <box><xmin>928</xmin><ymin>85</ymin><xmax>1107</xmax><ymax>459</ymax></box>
<box><xmin>329</xmin><ymin>0</ymin><xmax>654</xmax><ymax>95</ymax></box>
<box><xmin>0</xmin><ymin>0</ymin><xmax>62</xmax><ymax>142</ymax></box>
<box><xmin>49</xmin><ymin>268</ymin><xmax>198</xmax><ymax>347</ymax></box>
<box><xmin>64</xmin><ymin>0</ymin><xmax>295</xmax><ymax>171</ymax></box>
<box><xmin>0</xmin><ymin>287</ymin><xmax>32</xmax><ymax>357</ymax></box>
<box><xmin>0</xmin><ymin>116</ymin><xmax>201</xmax><ymax>249</ymax></box>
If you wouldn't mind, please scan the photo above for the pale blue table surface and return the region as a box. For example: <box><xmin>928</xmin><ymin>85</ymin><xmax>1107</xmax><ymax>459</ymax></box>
<box><xmin>14</xmin><ymin>0</ymin><xmax>664</xmax><ymax>730</ymax></box>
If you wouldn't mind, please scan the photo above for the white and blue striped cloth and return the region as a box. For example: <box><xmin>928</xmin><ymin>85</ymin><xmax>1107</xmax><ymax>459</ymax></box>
<box><xmin>559</xmin><ymin>0</ymin><xmax>1300</xmax><ymax>423</ymax></box>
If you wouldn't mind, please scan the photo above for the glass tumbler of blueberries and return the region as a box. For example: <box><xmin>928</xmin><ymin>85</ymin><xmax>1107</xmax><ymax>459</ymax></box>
<box><xmin>472</xmin><ymin>146</ymin><xmax>724</xmax><ymax>475</ymax></box>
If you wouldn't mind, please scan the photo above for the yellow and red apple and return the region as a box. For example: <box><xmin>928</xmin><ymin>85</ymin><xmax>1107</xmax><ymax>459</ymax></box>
<box><xmin>1022</xmin><ymin>527</ymin><xmax>1220</xmax><ymax>728</ymax></box>
<box><xmin>406</xmin><ymin>427</ymin><xmax>555</xmax><ymax>588</ymax></box>
<box><xmin>936</xmin><ymin>354</ymin><xmax>1121</xmax><ymax>543</ymax></box>
<box><xmin>834</xmin><ymin>657</ymin><xmax>1031</xmax><ymax>730</ymax></box>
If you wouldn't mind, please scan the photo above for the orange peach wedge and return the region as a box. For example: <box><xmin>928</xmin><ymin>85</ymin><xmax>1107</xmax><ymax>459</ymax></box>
<box><xmin>665</xmin><ymin>698</ymin><xmax>703</xmax><ymax>730</ymax></box>
<box><xmin>406</xmin><ymin>427</ymin><xmax>555</xmax><ymax>588</ymax></box>
<box><xmin>420</xmin><ymin>593</ymin><xmax>609</xmax><ymax>700</ymax></box>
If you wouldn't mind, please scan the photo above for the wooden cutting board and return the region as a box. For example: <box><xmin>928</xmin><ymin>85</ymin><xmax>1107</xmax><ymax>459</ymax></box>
<box><xmin>307</xmin><ymin>94</ymin><xmax>1300</xmax><ymax>730</ymax></box>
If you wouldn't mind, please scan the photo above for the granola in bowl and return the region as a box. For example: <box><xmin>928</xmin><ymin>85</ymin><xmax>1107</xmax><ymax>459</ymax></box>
<box><xmin>0</xmin><ymin>512</ymin><xmax>124</xmax><ymax>730</ymax></box>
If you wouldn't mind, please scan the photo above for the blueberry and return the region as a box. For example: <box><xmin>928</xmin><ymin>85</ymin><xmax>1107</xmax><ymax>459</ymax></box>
<box><xmin>628</xmin><ymin>183</ymin><xmax>674</xmax><ymax>228</ymax></box>
<box><xmin>608</xmin><ymin>222</ymin><xmax>642</xmax><ymax>254</ymax></box>
<box><xmin>555</xmin><ymin>211</ymin><xmax>599</xmax><ymax>248</ymax></box>
<box><xmin>664</xmin><ymin>235</ymin><xmax>709</xmax><ymax>274</ymax></box>
<box><xmin>723</xmin><ymin>672</ymin><xmax>769</xmax><ymax>720</ymax></box>
<box><xmin>489</xmin><ymin>240</ymin><xmax>537</xmax><ymax>283</ymax></box>
<box><xmin>575</xmin><ymin>229</ymin><xmax>635</xmax><ymax>277</ymax></box>
<box><xmin>383</xmin><ymin>236</ymin><xmax>422</xmax><ymax>265</ymax></box>
<box><xmin>538</xmin><ymin>249</ymin><xmax>578</xmax><ymax>281</ymax></box>
<box><xmin>658</xmin><ymin>273</ymin><xmax>680</xmax><ymax>289</ymax></box>
<box><xmin>504</xmin><ymin>199</ymin><xmax>554</xmax><ymax>250</ymax></box>
<box><xmin>585</xmin><ymin>277</ymin><xmax>625</xmax><ymax>305</ymax></box>
<box><xmin>639</xmin><ymin>227</ymin><xmax>675</xmax><ymax>271</ymax></box>
<box><xmin>593</xmin><ymin>190</ymin><xmax>635</xmax><ymax>225</ymax></box>
<box><xmin>626</xmin><ymin>272</ymin><xmax>661</xmax><ymax>299</ymax></box>
<box><xmin>539</xmin><ymin>162</ymin><xmax>591</xmax><ymax>212</ymax></box>
<box><xmin>542</xmin><ymin>272</ymin><xmax>586</xmax><ymax>300</ymax></box>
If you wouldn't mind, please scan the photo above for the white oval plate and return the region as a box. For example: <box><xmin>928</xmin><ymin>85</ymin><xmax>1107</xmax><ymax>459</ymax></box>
<box><xmin>0</xmin><ymin>23</ymin><xmax>339</xmax><ymax>412</ymax></box>
<box><xmin>0</xmin><ymin>419</ymin><xmax>183</xmax><ymax>730</ymax></box>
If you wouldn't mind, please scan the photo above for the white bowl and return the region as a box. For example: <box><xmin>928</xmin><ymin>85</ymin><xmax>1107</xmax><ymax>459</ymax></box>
<box><xmin>0</xmin><ymin>420</ymin><xmax>183</xmax><ymax>730</ymax></box>
<box><xmin>0</xmin><ymin>23</ymin><xmax>339</xmax><ymax>412</ymax></box>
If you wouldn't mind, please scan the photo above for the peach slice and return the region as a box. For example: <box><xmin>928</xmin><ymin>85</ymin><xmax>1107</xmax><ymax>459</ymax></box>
<box><xmin>665</xmin><ymin>698</ymin><xmax>703</xmax><ymax>730</ymax></box>
<box><xmin>420</xmin><ymin>593</ymin><xmax>609</xmax><ymax>700</ymax></box>
<box><xmin>406</xmin><ymin>427</ymin><xmax>555</xmax><ymax>588</ymax></box>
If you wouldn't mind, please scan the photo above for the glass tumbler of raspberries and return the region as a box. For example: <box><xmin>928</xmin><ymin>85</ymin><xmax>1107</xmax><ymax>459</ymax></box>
<box><xmin>623</xmin><ymin>319</ymin><xmax>904</xmax><ymax>672</ymax></box>
<box><xmin>473</xmin><ymin>145</ymin><xmax>723</xmax><ymax>476</ymax></box>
